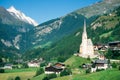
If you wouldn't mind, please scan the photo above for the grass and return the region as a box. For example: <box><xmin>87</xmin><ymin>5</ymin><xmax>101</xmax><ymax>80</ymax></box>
<box><xmin>53</xmin><ymin>69</ymin><xmax>120</xmax><ymax>80</ymax></box>
<box><xmin>100</xmin><ymin>31</ymin><xmax>112</xmax><ymax>38</ymax></box>
<box><xmin>5</xmin><ymin>67</ymin><xmax>38</xmax><ymax>73</ymax></box>
<box><xmin>0</xmin><ymin>71</ymin><xmax>35</xmax><ymax>80</ymax></box>
<box><xmin>31</xmin><ymin>73</ymin><xmax>45</xmax><ymax>80</ymax></box>
<box><xmin>0</xmin><ymin>68</ymin><xmax>38</xmax><ymax>80</ymax></box>
<box><xmin>64</xmin><ymin>55</ymin><xmax>91</xmax><ymax>68</ymax></box>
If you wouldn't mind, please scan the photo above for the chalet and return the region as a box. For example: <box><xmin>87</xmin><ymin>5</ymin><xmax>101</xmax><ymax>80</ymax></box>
<box><xmin>45</xmin><ymin>62</ymin><xmax>65</xmax><ymax>74</ymax></box>
<box><xmin>94</xmin><ymin>59</ymin><xmax>108</xmax><ymax>70</ymax></box>
<box><xmin>108</xmin><ymin>41</ymin><xmax>120</xmax><ymax>50</ymax></box>
<box><xmin>45</xmin><ymin>66</ymin><xmax>63</xmax><ymax>74</ymax></box>
<box><xmin>28</xmin><ymin>60</ymin><xmax>40</xmax><ymax>67</ymax></box>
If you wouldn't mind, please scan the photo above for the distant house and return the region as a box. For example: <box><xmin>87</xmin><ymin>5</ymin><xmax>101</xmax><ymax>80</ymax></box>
<box><xmin>28</xmin><ymin>60</ymin><xmax>40</xmax><ymax>67</ymax></box>
<box><xmin>82</xmin><ymin>63</ymin><xmax>92</xmax><ymax>69</ymax></box>
<box><xmin>4</xmin><ymin>64</ymin><xmax>13</xmax><ymax>69</ymax></box>
<box><xmin>94</xmin><ymin>44</ymin><xmax>108</xmax><ymax>51</ymax></box>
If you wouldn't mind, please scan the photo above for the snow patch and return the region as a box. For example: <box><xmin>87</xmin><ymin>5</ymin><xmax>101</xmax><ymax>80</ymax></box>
<box><xmin>1</xmin><ymin>39</ymin><xmax>12</xmax><ymax>47</ymax></box>
<box><xmin>7</xmin><ymin>6</ymin><xmax>38</xmax><ymax>26</ymax></box>
<box><xmin>13</xmin><ymin>35</ymin><xmax>21</xmax><ymax>49</ymax></box>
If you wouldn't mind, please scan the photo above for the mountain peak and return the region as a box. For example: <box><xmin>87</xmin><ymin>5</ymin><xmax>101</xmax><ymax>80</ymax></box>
<box><xmin>7</xmin><ymin>6</ymin><xmax>38</xmax><ymax>26</ymax></box>
<box><xmin>8</xmin><ymin>6</ymin><xmax>16</xmax><ymax>11</ymax></box>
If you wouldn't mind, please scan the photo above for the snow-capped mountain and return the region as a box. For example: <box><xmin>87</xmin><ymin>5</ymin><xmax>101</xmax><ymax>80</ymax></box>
<box><xmin>7</xmin><ymin>6</ymin><xmax>38</xmax><ymax>26</ymax></box>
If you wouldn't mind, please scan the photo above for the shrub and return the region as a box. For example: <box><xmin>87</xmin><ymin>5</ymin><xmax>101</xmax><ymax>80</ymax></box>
<box><xmin>86</xmin><ymin>68</ymin><xmax>91</xmax><ymax>74</ymax></box>
<box><xmin>0</xmin><ymin>69</ymin><xmax>5</xmax><ymax>73</ymax></box>
<box><xmin>118</xmin><ymin>66</ymin><xmax>120</xmax><ymax>70</ymax></box>
<box><xmin>60</xmin><ymin>68</ymin><xmax>72</xmax><ymax>76</ymax></box>
<box><xmin>111</xmin><ymin>62</ymin><xmax>117</xmax><ymax>68</ymax></box>
<box><xmin>42</xmin><ymin>77</ymin><xmax>49</xmax><ymax>80</ymax></box>
<box><xmin>15</xmin><ymin>76</ymin><xmax>21</xmax><ymax>80</ymax></box>
<box><xmin>40</xmin><ymin>62</ymin><xmax>46</xmax><ymax>67</ymax></box>
<box><xmin>22</xmin><ymin>63</ymin><xmax>29</xmax><ymax>68</ymax></box>
<box><xmin>96</xmin><ymin>69</ymin><xmax>104</xmax><ymax>72</ymax></box>
<box><xmin>35</xmin><ymin>68</ymin><xmax>44</xmax><ymax>76</ymax></box>
<box><xmin>44</xmin><ymin>73</ymin><xmax>57</xmax><ymax>80</ymax></box>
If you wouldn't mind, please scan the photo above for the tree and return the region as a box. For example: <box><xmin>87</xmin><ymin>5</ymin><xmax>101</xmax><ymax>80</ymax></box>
<box><xmin>35</xmin><ymin>68</ymin><xmax>44</xmax><ymax>76</ymax></box>
<box><xmin>57</xmin><ymin>56</ymin><xmax>66</xmax><ymax>62</ymax></box>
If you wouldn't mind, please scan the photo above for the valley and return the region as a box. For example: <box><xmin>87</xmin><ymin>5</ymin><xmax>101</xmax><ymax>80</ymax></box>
<box><xmin>0</xmin><ymin>0</ymin><xmax>120</xmax><ymax>80</ymax></box>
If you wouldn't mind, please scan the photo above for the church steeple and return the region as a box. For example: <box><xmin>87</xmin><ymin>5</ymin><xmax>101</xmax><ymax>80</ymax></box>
<box><xmin>82</xmin><ymin>19</ymin><xmax>87</xmax><ymax>39</ymax></box>
<box><xmin>84</xmin><ymin>19</ymin><xmax>86</xmax><ymax>33</ymax></box>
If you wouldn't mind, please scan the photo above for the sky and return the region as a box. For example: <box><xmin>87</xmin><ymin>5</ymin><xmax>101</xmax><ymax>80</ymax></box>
<box><xmin>0</xmin><ymin>0</ymin><xmax>101</xmax><ymax>24</ymax></box>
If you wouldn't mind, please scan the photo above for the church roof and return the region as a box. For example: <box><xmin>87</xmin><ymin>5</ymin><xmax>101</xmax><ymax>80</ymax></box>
<box><xmin>95</xmin><ymin>59</ymin><xmax>108</xmax><ymax>64</ymax></box>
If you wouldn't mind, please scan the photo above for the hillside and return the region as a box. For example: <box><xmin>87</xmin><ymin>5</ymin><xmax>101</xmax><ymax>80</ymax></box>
<box><xmin>64</xmin><ymin>56</ymin><xmax>91</xmax><ymax>68</ymax></box>
<box><xmin>24</xmin><ymin>6</ymin><xmax>120</xmax><ymax>61</ymax></box>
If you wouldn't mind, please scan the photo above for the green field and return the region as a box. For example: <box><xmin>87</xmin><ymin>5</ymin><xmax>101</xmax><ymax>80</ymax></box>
<box><xmin>64</xmin><ymin>56</ymin><xmax>91</xmax><ymax>68</ymax></box>
<box><xmin>53</xmin><ymin>69</ymin><xmax>120</xmax><ymax>80</ymax></box>
<box><xmin>0</xmin><ymin>68</ymin><xmax>38</xmax><ymax>80</ymax></box>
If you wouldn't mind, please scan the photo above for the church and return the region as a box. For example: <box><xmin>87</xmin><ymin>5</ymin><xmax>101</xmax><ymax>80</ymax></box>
<box><xmin>79</xmin><ymin>20</ymin><xmax>96</xmax><ymax>58</ymax></box>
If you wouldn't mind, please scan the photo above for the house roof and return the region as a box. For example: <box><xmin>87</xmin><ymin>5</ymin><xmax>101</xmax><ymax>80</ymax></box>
<box><xmin>95</xmin><ymin>59</ymin><xmax>108</xmax><ymax>64</ymax></box>
<box><xmin>54</xmin><ymin>62</ymin><xmax>65</xmax><ymax>67</ymax></box>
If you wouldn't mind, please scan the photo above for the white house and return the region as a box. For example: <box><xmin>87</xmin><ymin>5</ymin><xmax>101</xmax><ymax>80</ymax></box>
<box><xmin>4</xmin><ymin>64</ymin><xmax>13</xmax><ymax>69</ymax></box>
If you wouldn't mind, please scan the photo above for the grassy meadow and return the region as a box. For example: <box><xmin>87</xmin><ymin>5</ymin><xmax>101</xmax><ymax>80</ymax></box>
<box><xmin>0</xmin><ymin>68</ymin><xmax>38</xmax><ymax>80</ymax></box>
<box><xmin>53</xmin><ymin>69</ymin><xmax>120</xmax><ymax>80</ymax></box>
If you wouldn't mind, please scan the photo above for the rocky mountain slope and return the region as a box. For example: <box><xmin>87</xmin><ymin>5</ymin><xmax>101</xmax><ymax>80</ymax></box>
<box><xmin>1</xmin><ymin>0</ymin><xmax>120</xmax><ymax>60</ymax></box>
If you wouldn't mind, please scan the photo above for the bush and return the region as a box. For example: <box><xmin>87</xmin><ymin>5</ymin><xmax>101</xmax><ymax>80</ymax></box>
<box><xmin>0</xmin><ymin>69</ymin><xmax>5</xmax><ymax>73</ymax></box>
<box><xmin>118</xmin><ymin>66</ymin><xmax>120</xmax><ymax>70</ymax></box>
<box><xmin>60</xmin><ymin>68</ymin><xmax>72</xmax><ymax>76</ymax></box>
<box><xmin>86</xmin><ymin>68</ymin><xmax>91</xmax><ymax>74</ymax></box>
<box><xmin>44</xmin><ymin>73</ymin><xmax>57</xmax><ymax>80</ymax></box>
<box><xmin>111</xmin><ymin>62</ymin><xmax>117</xmax><ymax>68</ymax></box>
<box><xmin>22</xmin><ymin>63</ymin><xmax>29</xmax><ymax>68</ymax></box>
<box><xmin>35</xmin><ymin>68</ymin><xmax>44</xmax><ymax>76</ymax></box>
<box><xmin>40</xmin><ymin>62</ymin><xmax>46</xmax><ymax>67</ymax></box>
<box><xmin>15</xmin><ymin>76</ymin><xmax>21</xmax><ymax>80</ymax></box>
<box><xmin>57</xmin><ymin>56</ymin><xmax>66</xmax><ymax>62</ymax></box>
<box><xmin>96</xmin><ymin>69</ymin><xmax>104</xmax><ymax>72</ymax></box>
<box><xmin>42</xmin><ymin>77</ymin><xmax>49</xmax><ymax>80</ymax></box>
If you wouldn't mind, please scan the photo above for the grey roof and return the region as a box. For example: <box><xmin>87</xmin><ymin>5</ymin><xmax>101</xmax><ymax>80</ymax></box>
<box><xmin>109</xmin><ymin>41</ymin><xmax>120</xmax><ymax>44</ymax></box>
<box><xmin>95</xmin><ymin>59</ymin><xmax>108</xmax><ymax>64</ymax></box>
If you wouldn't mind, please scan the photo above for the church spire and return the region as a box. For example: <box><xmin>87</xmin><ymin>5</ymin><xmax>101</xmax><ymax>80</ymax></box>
<box><xmin>84</xmin><ymin>19</ymin><xmax>86</xmax><ymax>33</ymax></box>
